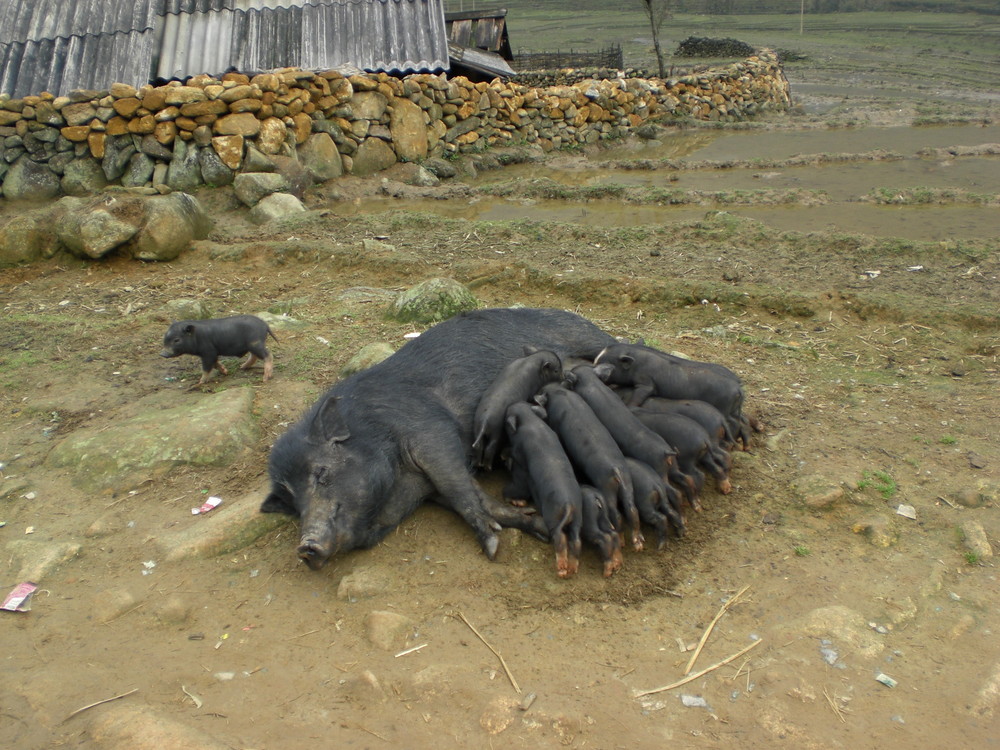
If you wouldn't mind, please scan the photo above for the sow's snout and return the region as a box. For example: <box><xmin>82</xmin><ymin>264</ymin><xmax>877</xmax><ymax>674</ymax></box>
<box><xmin>296</xmin><ymin>503</ymin><xmax>344</xmax><ymax>571</ymax></box>
<box><xmin>296</xmin><ymin>537</ymin><xmax>335</xmax><ymax>570</ymax></box>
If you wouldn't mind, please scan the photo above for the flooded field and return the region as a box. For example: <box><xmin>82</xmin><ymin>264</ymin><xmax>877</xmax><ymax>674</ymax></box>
<box><xmin>332</xmin><ymin>123</ymin><xmax>999</xmax><ymax>243</ymax></box>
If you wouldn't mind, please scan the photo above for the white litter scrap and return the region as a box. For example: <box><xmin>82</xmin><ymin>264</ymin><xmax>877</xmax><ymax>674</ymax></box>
<box><xmin>1</xmin><ymin>582</ymin><xmax>38</xmax><ymax>612</ymax></box>
<box><xmin>896</xmin><ymin>504</ymin><xmax>917</xmax><ymax>520</ymax></box>
<box><xmin>192</xmin><ymin>496</ymin><xmax>223</xmax><ymax>515</ymax></box>
<box><xmin>875</xmin><ymin>673</ymin><xmax>898</xmax><ymax>688</ymax></box>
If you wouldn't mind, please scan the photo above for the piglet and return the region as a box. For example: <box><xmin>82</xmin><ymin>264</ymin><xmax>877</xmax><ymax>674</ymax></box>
<box><xmin>161</xmin><ymin>314</ymin><xmax>276</xmax><ymax>385</ymax></box>
<box><xmin>472</xmin><ymin>348</ymin><xmax>562</xmax><ymax>469</ymax></box>
<box><xmin>504</xmin><ymin>402</ymin><xmax>583</xmax><ymax>578</ymax></box>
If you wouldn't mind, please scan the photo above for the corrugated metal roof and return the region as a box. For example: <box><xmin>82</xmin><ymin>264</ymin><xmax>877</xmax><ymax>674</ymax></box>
<box><xmin>0</xmin><ymin>0</ymin><xmax>449</xmax><ymax>97</ymax></box>
<box><xmin>447</xmin><ymin>41</ymin><xmax>513</xmax><ymax>81</ymax></box>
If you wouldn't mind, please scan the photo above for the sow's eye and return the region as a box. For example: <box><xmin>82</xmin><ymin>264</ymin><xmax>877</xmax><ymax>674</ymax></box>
<box><xmin>314</xmin><ymin>466</ymin><xmax>331</xmax><ymax>486</ymax></box>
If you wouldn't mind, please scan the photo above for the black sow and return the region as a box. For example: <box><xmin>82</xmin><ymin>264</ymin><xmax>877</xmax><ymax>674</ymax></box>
<box><xmin>261</xmin><ymin>308</ymin><xmax>615</xmax><ymax>570</ymax></box>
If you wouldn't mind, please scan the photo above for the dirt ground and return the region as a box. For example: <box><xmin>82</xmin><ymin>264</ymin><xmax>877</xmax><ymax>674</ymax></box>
<box><xmin>1</xmin><ymin>65</ymin><xmax>999</xmax><ymax>748</ymax></box>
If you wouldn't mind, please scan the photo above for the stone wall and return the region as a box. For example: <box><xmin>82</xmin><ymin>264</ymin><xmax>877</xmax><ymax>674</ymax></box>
<box><xmin>0</xmin><ymin>51</ymin><xmax>790</xmax><ymax>201</ymax></box>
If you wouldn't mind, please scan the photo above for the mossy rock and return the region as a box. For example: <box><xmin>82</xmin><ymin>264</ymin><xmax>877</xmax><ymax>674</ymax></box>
<box><xmin>386</xmin><ymin>277</ymin><xmax>479</xmax><ymax>324</ymax></box>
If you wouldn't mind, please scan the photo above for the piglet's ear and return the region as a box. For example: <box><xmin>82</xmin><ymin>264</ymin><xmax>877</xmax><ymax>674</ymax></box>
<box><xmin>618</xmin><ymin>354</ymin><xmax>635</xmax><ymax>370</ymax></box>
<box><xmin>593</xmin><ymin>363</ymin><xmax>614</xmax><ymax>382</ymax></box>
<box><xmin>309</xmin><ymin>395</ymin><xmax>351</xmax><ymax>444</ymax></box>
<box><xmin>523</xmin><ymin>345</ymin><xmax>539</xmax><ymax>356</ymax></box>
<box><xmin>183</xmin><ymin>324</ymin><xmax>196</xmax><ymax>334</ymax></box>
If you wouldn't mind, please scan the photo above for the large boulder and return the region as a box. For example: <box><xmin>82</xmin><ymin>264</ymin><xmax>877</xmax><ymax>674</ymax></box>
<box><xmin>248</xmin><ymin>192</ymin><xmax>305</xmax><ymax>225</ymax></box>
<box><xmin>352</xmin><ymin>137</ymin><xmax>397</xmax><ymax>176</ymax></box>
<box><xmin>48</xmin><ymin>387</ymin><xmax>257</xmax><ymax>492</ymax></box>
<box><xmin>129</xmin><ymin>192</ymin><xmax>212</xmax><ymax>261</ymax></box>
<box><xmin>61</xmin><ymin>157</ymin><xmax>110</xmax><ymax>196</ymax></box>
<box><xmin>390</xmin><ymin>96</ymin><xmax>429</xmax><ymax>162</ymax></box>
<box><xmin>54</xmin><ymin>195</ymin><xmax>139</xmax><ymax>259</ymax></box>
<box><xmin>0</xmin><ymin>210</ymin><xmax>61</xmax><ymax>266</ymax></box>
<box><xmin>52</xmin><ymin>192</ymin><xmax>210</xmax><ymax>261</ymax></box>
<box><xmin>2</xmin><ymin>155</ymin><xmax>62</xmax><ymax>200</ymax></box>
<box><xmin>233</xmin><ymin>172</ymin><xmax>289</xmax><ymax>207</ymax></box>
<box><xmin>297</xmin><ymin>132</ymin><xmax>343</xmax><ymax>182</ymax></box>
<box><xmin>166</xmin><ymin>138</ymin><xmax>203</xmax><ymax>191</ymax></box>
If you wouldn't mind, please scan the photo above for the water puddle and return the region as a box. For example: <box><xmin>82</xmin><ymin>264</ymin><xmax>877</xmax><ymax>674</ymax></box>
<box><xmin>593</xmin><ymin>123</ymin><xmax>1000</xmax><ymax>162</ymax></box>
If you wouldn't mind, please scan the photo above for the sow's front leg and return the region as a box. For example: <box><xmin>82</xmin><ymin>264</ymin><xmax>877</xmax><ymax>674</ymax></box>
<box><xmin>407</xmin><ymin>429</ymin><xmax>547</xmax><ymax>556</ymax></box>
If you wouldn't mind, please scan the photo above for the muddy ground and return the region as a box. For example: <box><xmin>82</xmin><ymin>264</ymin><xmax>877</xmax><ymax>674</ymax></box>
<box><xmin>2</xmin><ymin>64</ymin><xmax>999</xmax><ymax>748</ymax></box>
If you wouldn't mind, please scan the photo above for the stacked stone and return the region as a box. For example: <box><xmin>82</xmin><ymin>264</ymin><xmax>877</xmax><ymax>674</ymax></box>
<box><xmin>0</xmin><ymin>51</ymin><xmax>789</xmax><ymax>200</ymax></box>
<box><xmin>513</xmin><ymin>67</ymin><xmax>652</xmax><ymax>87</ymax></box>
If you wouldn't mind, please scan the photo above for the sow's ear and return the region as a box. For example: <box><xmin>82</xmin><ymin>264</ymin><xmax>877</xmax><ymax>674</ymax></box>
<box><xmin>261</xmin><ymin>487</ymin><xmax>297</xmax><ymax>515</ymax></box>
<box><xmin>308</xmin><ymin>395</ymin><xmax>351</xmax><ymax>444</ymax></box>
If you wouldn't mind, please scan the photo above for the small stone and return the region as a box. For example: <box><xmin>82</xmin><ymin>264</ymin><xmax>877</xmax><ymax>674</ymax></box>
<box><xmin>794</xmin><ymin>475</ymin><xmax>844</xmax><ymax>510</ymax></box>
<box><xmin>960</xmin><ymin>520</ymin><xmax>993</xmax><ymax>559</ymax></box>
<box><xmin>337</xmin><ymin>567</ymin><xmax>391</xmax><ymax>601</ymax></box>
<box><xmin>163</xmin><ymin>297</ymin><xmax>212</xmax><ymax>320</ymax></box>
<box><xmin>365</xmin><ymin>610</ymin><xmax>414</xmax><ymax>650</ymax></box>
<box><xmin>851</xmin><ymin>515</ymin><xmax>897</xmax><ymax>548</ymax></box>
<box><xmin>155</xmin><ymin>595</ymin><xmax>193</xmax><ymax>625</ymax></box>
<box><xmin>480</xmin><ymin>696</ymin><xmax>519</xmax><ymax>735</ymax></box>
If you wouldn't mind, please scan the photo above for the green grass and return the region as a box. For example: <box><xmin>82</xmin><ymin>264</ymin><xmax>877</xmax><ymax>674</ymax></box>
<box><xmin>794</xmin><ymin>545</ymin><xmax>811</xmax><ymax>556</ymax></box>
<box><xmin>940</xmin><ymin>435</ymin><xmax>957</xmax><ymax>445</ymax></box>
<box><xmin>858</xmin><ymin>469</ymin><xmax>897</xmax><ymax>499</ymax></box>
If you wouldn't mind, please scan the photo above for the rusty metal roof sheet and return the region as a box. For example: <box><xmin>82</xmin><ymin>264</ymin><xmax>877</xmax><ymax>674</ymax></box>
<box><xmin>0</xmin><ymin>0</ymin><xmax>449</xmax><ymax>97</ymax></box>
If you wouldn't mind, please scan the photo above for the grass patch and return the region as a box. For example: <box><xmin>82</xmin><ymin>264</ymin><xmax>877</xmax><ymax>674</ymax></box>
<box><xmin>858</xmin><ymin>470</ymin><xmax>897</xmax><ymax>499</ymax></box>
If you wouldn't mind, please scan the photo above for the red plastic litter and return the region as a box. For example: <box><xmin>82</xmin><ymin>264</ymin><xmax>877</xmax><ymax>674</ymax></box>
<box><xmin>2</xmin><ymin>582</ymin><xmax>38</xmax><ymax>612</ymax></box>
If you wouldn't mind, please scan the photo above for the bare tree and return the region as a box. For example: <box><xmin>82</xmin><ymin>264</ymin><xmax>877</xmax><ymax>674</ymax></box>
<box><xmin>638</xmin><ymin>0</ymin><xmax>672</xmax><ymax>78</ymax></box>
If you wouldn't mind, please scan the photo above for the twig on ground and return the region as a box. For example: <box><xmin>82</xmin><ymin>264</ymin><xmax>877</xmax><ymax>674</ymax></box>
<box><xmin>634</xmin><ymin>639</ymin><xmax>763</xmax><ymax>698</ymax></box>
<box><xmin>824</xmin><ymin>687</ymin><xmax>846</xmax><ymax>723</ymax></box>
<box><xmin>456</xmin><ymin>611</ymin><xmax>521</xmax><ymax>694</ymax></box>
<box><xmin>61</xmin><ymin>689</ymin><xmax>138</xmax><ymax>723</ymax></box>
<box><xmin>684</xmin><ymin>584</ymin><xmax>751</xmax><ymax>675</ymax></box>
